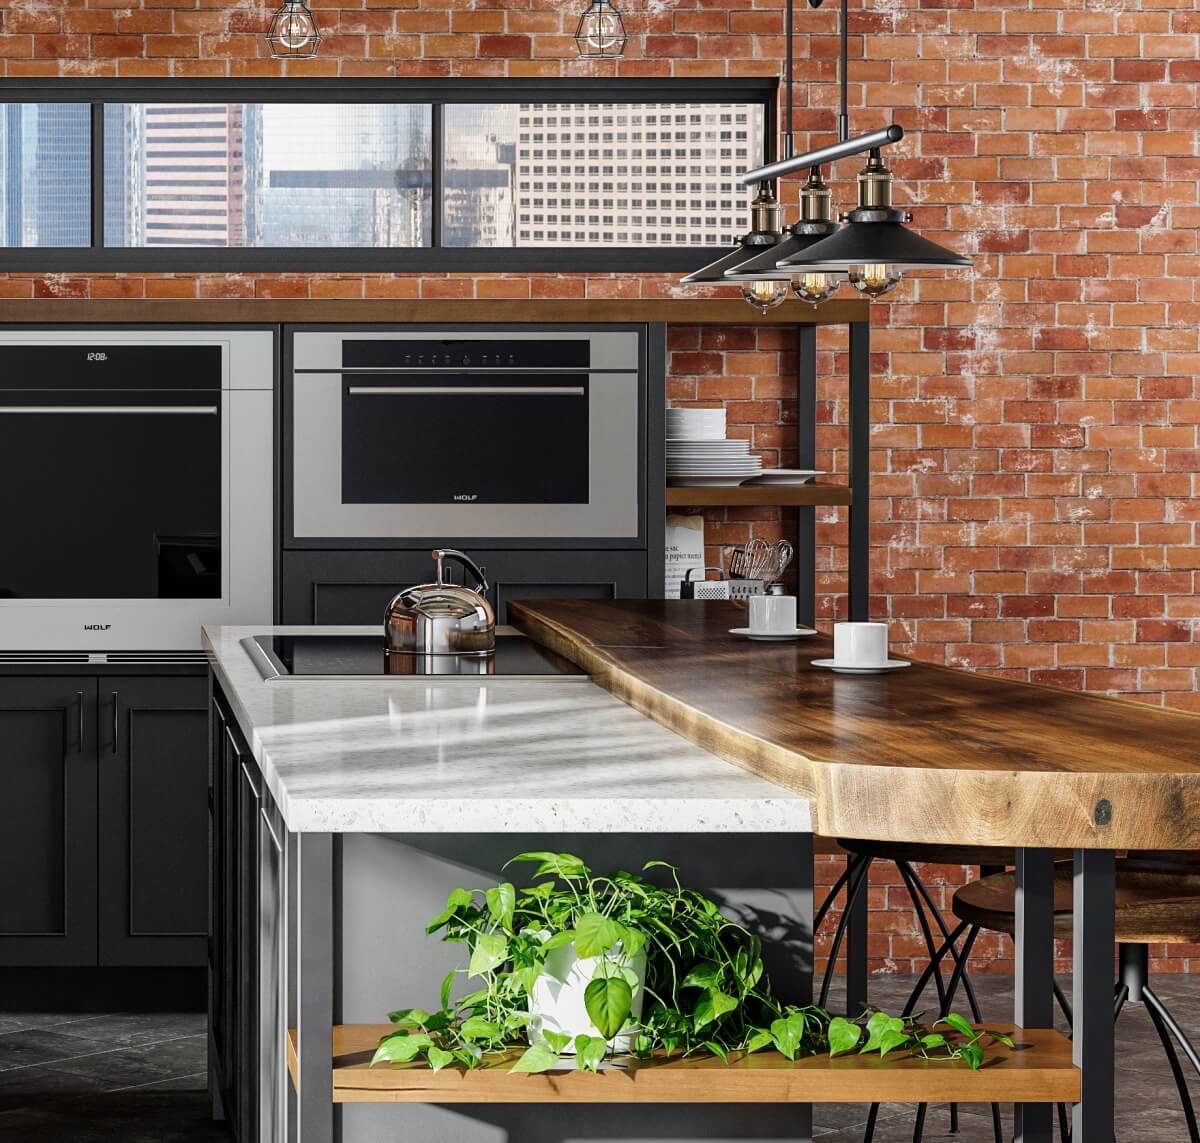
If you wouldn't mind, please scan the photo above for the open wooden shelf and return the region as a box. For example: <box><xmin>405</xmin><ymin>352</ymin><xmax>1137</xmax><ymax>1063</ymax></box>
<box><xmin>665</xmin><ymin>484</ymin><xmax>853</xmax><ymax>508</ymax></box>
<box><xmin>288</xmin><ymin>1024</ymin><xmax>1079</xmax><ymax>1105</ymax></box>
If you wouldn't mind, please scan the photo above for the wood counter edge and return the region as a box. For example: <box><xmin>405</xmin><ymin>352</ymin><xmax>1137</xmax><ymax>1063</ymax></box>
<box><xmin>509</xmin><ymin>601</ymin><xmax>1200</xmax><ymax>850</ymax></box>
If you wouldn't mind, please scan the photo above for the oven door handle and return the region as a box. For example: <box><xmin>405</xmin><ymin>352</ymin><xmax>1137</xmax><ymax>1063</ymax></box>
<box><xmin>0</xmin><ymin>405</ymin><xmax>219</xmax><ymax>415</ymax></box>
<box><xmin>346</xmin><ymin>386</ymin><xmax>585</xmax><ymax>397</ymax></box>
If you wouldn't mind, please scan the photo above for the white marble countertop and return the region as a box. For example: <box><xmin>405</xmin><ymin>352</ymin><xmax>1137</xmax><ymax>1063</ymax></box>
<box><xmin>203</xmin><ymin>625</ymin><xmax>812</xmax><ymax>835</ymax></box>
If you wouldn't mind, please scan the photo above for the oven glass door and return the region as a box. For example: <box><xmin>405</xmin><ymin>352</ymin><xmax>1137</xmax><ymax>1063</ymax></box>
<box><xmin>340</xmin><ymin>373</ymin><xmax>590</xmax><ymax>505</ymax></box>
<box><xmin>0</xmin><ymin>388</ymin><xmax>222</xmax><ymax>599</ymax></box>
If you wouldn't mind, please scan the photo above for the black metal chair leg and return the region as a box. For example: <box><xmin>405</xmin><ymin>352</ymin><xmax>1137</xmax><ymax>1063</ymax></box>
<box><xmin>862</xmin><ymin>1100</ymin><xmax>881</xmax><ymax>1143</ymax></box>
<box><xmin>1145</xmin><ymin>985</ymin><xmax>1200</xmax><ymax>1075</ymax></box>
<box><xmin>901</xmin><ymin>860</ymin><xmax>986</xmax><ymax>1023</ymax></box>
<box><xmin>818</xmin><ymin>854</ymin><xmax>872</xmax><ymax>1010</ymax></box>
<box><xmin>896</xmin><ymin>861</ymin><xmax>950</xmax><ymax>1017</ymax></box>
<box><xmin>1143</xmin><ymin>990</ymin><xmax>1200</xmax><ymax>1143</ymax></box>
<box><xmin>1113</xmin><ymin>981</ymin><xmax>1128</xmax><ymax>1022</ymax></box>
<box><xmin>911</xmin><ymin>1103</ymin><xmax>927</xmax><ymax>1142</ymax></box>
<box><xmin>1057</xmin><ymin>1098</ymin><xmax>1071</xmax><ymax>1143</ymax></box>
<box><xmin>1054</xmin><ymin>978</ymin><xmax>1073</xmax><ymax>1027</ymax></box>
<box><xmin>814</xmin><ymin>852</ymin><xmax>866</xmax><ymax>932</ymax></box>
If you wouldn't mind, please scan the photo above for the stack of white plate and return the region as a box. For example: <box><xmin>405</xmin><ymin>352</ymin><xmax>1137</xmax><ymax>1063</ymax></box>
<box><xmin>665</xmin><ymin>407</ymin><xmax>726</xmax><ymax>441</ymax></box>
<box><xmin>666</xmin><ymin>439</ymin><xmax>763</xmax><ymax>487</ymax></box>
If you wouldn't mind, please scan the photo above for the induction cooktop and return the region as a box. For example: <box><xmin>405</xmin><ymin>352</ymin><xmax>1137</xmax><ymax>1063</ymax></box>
<box><xmin>241</xmin><ymin>630</ymin><xmax>587</xmax><ymax>682</ymax></box>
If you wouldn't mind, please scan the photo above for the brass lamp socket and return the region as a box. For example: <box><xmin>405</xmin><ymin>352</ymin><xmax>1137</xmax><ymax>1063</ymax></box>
<box><xmin>744</xmin><ymin>182</ymin><xmax>783</xmax><ymax>246</ymax></box>
<box><xmin>842</xmin><ymin>151</ymin><xmax>910</xmax><ymax>225</ymax></box>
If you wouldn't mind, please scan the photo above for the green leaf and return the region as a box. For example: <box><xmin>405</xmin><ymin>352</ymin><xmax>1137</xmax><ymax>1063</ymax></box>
<box><xmin>987</xmin><ymin>1030</ymin><xmax>1015</xmax><ymax>1049</ymax></box>
<box><xmin>387</xmin><ymin>1008</ymin><xmax>429</xmax><ymax>1029</ymax></box>
<box><xmin>693</xmin><ymin>988</ymin><xmax>738</xmax><ymax>1033</ymax></box>
<box><xmin>486</xmin><ymin>882</ymin><xmax>516</xmax><ymax>932</ymax></box>
<box><xmin>542</xmin><ymin>930</ymin><xmax>577</xmax><ymax>951</ymax></box>
<box><xmin>575</xmin><ymin>911</ymin><xmax>623</xmax><ymax>958</ymax></box>
<box><xmin>426</xmin><ymin>887</ymin><xmax>474</xmax><ymax>933</ymax></box>
<box><xmin>962</xmin><ymin>1043</ymin><xmax>985</xmax><ymax>1071</ymax></box>
<box><xmin>859</xmin><ymin>1011</ymin><xmax>893</xmax><ymax>1054</ymax></box>
<box><xmin>878</xmin><ymin>1028</ymin><xmax>911</xmax><ymax>1057</ymax></box>
<box><xmin>584</xmin><ymin>975</ymin><xmax>633</xmax><ymax>1039</ymax></box>
<box><xmin>506</xmin><ymin>852</ymin><xmax>589</xmax><ymax>880</ymax></box>
<box><xmin>827</xmin><ymin>1016</ymin><xmax>862</xmax><ymax>1058</ymax></box>
<box><xmin>746</xmin><ymin>1027</ymin><xmax>774</xmax><ymax>1054</ymax></box>
<box><xmin>510</xmin><ymin>1044</ymin><xmax>561</xmax><ymax>1073</ymax></box>
<box><xmin>575</xmin><ymin>1034</ymin><xmax>608</xmax><ymax>1072</ymax></box>
<box><xmin>426</xmin><ymin>1046</ymin><xmax>454</xmax><ymax>1072</ymax></box>
<box><xmin>770</xmin><ymin>1012</ymin><xmax>808</xmax><ymax>1061</ymax></box>
<box><xmin>371</xmin><ymin>1032</ymin><xmax>431</xmax><ymax>1065</ymax></box>
<box><xmin>616</xmin><ymin>924</ymin><xmax>647</xmax><ymax>957</ymax></box>
<box><xmin>459</xmin><ymin>1016</ymin><xmax>501</xmax><ymax>1042</ymax></box>
<box><xmin>681</xmin><ymin>961</ymin><xmax>723</xmax><ymax>990</ymax></box>
<box><xmin>439</xmin><ymin>971</ymin><xmax>456</xmax><ymax>1012</ymax></box>
<box><xmin>939</xmin><ymin>1013</ymin><xmax>976</xmax><ymax>1041</ymax></box>
<box><xmin>468</xmin><ymin>932</ymin><xmax>508</xmax><ymax>978</ymax></box>
<box><xmin>920</xmin><ymin>1033</ymin><xmax>947</xmax><ymax>1050</ymax></box>
<box><xmin>543</xmin><ymin>1029</ymin><xmax>571</xmax><ymax>1054</ymax></box>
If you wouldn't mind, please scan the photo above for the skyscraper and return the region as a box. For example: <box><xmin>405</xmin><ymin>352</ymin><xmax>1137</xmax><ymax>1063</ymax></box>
<box><xmin>34</xmin><ymin>103</ymin><xmax>90</xmax><ymax>246</ymax></box>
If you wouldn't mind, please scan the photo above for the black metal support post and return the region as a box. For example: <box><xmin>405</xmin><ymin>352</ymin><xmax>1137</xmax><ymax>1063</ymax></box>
<box><xmin>847</xmin><ymin>319</ymin><xmax>870</xmax><ymax>622</ymax></box>
<box><xmin>295</xmin><ymin>832</ymin><xmax>335</xmax><ymax>1143</ymax></box>
<box><xmin>796</xmin><ymin>323</ymin><xmax>817</xmax><ymax>627</ymax></box>
<box><xmin>1072</xmin><ymin>849</ymin><xmax>1115</xmax><ymax>1141</ymax></box>
<box><xmin>1014</xmin><ymin>848</ymin><xmax>1056</xmax><ymax>1143</ymax></box>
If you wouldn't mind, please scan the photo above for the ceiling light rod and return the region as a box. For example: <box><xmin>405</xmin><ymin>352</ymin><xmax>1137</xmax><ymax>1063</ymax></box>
<box><xmin>741</xmin><ymin>124</ymin><xmax>903</xmax><ymax>186</ymax></box>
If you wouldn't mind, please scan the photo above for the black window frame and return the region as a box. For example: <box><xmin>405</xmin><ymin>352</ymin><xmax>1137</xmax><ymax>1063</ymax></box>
<box><xmin>0</xmin><ymin>77</ymin><xmax>776</xmax><ymax>273</ymax></box>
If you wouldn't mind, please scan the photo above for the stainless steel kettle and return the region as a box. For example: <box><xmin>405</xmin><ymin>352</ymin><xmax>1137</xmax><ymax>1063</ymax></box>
<box><xmin>385</xmin><ymin>548</ymin><xmax>496</xmax><ymax>657</ymax></box>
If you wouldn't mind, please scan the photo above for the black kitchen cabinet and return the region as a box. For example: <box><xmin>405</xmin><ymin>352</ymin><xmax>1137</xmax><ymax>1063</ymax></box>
<box><xmin>0</xmin><ymin>673</ymin><xmax>208</xmax><ymax>969</ymax></box>
<box><xmin>98</xmin><ymin>678</ymin><xmax>210</xmax><ymax>966</ymax></box>
<box><xmin>0</xmin><ymin>679</ymin><xmax>98</xmax><ymax>967</ymax></box>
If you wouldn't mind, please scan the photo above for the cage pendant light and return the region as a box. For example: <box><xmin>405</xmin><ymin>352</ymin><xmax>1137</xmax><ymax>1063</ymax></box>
<box><xmin>575</xmin><ymin>0</ymin><xmax>627</xmax><ymax>58</ymax></box>
<box><xmin>266</xmin><ymin>0</ymin><xmax>321</xmax><ymax>58</ymax></box>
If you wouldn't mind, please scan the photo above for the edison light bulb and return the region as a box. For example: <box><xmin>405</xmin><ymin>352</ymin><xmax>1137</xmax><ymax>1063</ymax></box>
<box><xmin>741</xmin><ymin>280</ymin><xmax>788</xmax><ymax>313</ymax></box>
<box><xmin>582</xmin><ymin>6</ymin><xmax>621</xmax><ymax>52</ymax></box>
<box><xmin>848</xmin><ymin>263</ymin><xmax>902</xmax><ymax>299</ymax></box>
<box><xmin>277</xmin><ymin>7</ymin><xmax>315</xmax><ymax>48</ymax></box>
<box><xmin>791</xmin><ymin>272</ymin><xmax>840</xmax><ymax>307</ymax></box>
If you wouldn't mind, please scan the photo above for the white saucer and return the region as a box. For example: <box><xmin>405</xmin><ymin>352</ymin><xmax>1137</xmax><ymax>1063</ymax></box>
<box><xmin>730</xmin><ymin>626</ymin><xmax>817</xmax><ymax>641</ymax></box>
<box><xmin>811</xmin><ymin>658</ymin><xmax>911</xmax><ymax>674</ymax></box>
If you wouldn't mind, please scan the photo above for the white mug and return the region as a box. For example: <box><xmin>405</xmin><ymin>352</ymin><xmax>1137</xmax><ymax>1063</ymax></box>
<box><xmin>748</xmin><ymin>594</ymin><xmax>797</xmax><ymax>635</ymax></box>
<box><xmin>833</xmin><ymin>621</ymin><xmax>889</xmax><ymax>667</ymax></box>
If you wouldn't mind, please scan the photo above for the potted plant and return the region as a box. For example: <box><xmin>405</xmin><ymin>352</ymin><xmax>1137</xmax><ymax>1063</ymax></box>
<box><xmin>372</xmin><ymin>851</ymin><xmax>1014</xmax><ymax>1075</ymax></box>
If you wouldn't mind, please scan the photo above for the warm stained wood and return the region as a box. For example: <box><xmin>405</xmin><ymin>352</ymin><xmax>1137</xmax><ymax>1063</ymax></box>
<box><xmin>665</xmin><ymin>484</ymin><xmax>853</xmax><ymax>508</ymax></box>
<box><xmin>0</xmin><ymin>298</ymin><xmax>868</xmax><ymax>327</ymax></box>
<box><xmin>507</xmin><ymin>600</ymin><xmax>1200</xmax><ymax>850</ymax></box>
<box><xmin>287</xmin><ymin>1024</ymin><xmax>1079</xmax><ymax>1105</ymax></box>
<box><xmin>954</xmin><ymin>861</ymin><xmax>1200</xmax><ymax>945</ymax></box>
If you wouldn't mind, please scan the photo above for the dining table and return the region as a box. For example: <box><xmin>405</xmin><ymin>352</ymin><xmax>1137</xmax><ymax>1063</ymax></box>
<box><xmin>509</xmin><ymin>597</ymin><xmax>1200</xmax><ymax>1142</ymax></box>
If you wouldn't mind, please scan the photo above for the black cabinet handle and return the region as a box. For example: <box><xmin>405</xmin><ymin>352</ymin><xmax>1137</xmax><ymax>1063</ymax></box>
<box><xmin>111</xmin><ymin>691</ymin><xmax>119</xmax><ymax>754</ymax></box>
<box><xmin>76</xmin><ymin>691</ymin><xmax>84</xmax><ymax>749</ymax></box>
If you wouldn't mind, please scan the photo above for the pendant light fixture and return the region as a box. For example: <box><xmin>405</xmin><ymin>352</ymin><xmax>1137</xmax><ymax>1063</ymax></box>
<box><xmin>680</xmin><ymin>0</ymin><xmax>969</xmax><ymax>306</ymax></box>
<box><xmin>575</xmin><ymin>0</ymin><xmax>627</xmax><ymax>58</ymax></box>
<box><xmin>265</xmin><ymin>0</ymin><xmax>321</xmax><ymax>57</ymax></box>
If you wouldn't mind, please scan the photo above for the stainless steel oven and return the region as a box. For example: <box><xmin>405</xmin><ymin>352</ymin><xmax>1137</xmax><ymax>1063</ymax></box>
<box><xmin>0</xmin><ymin>329</ymin><xmax>273</xmax><ymax>651</ymax></box>
<box><xmin>287</xmin><ymin>328</ymin><xmax>642</xmax><ymax>542</ymax></box>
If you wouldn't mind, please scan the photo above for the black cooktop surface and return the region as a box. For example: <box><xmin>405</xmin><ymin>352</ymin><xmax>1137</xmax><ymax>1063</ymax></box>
<box><xmin>244</xmin><ymin>633</ymin><xmax>586</xmax><ymax>680</ymax></box>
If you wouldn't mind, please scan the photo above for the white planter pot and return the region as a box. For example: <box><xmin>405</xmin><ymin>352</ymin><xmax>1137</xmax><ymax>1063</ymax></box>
<box><xmin>528</xmin><ymin>941</ymin><xmax>647</xmax><ymax>1053</ymax></box>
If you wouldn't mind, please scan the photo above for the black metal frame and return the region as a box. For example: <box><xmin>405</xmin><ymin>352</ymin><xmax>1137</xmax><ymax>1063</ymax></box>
<box><xmin>0</xmin><ymin>77</ymin><xmax>776</xmax><ymax>273</ymax></box>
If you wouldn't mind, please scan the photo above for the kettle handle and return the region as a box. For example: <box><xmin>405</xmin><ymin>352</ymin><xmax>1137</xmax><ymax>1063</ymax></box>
<box><xmin>432</xmin><ymin>548</ymin><xmax>490</xmax><ymax>595</ymax></box>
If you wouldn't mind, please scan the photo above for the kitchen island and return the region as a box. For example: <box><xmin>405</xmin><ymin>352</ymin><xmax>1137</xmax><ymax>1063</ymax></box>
<box><xmin>206</xmin><ymin>604</ymin><xmax>1200</xmax><ymax>1143</ymax></box>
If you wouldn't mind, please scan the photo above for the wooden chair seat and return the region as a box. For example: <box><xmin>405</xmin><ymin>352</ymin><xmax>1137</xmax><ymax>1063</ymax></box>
<box><xmin>837</xmin><ymin>838</ymin><xmax>1014</xmax><ymax>868</ymax></box>
<box><xmin>953</xmin><ymin>861</ymin><xmax>1200</xmax><ymax>945</ymax></box>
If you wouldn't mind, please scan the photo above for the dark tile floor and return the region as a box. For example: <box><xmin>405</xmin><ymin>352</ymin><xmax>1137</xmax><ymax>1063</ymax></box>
<box><xmin>0</xmin><ymin>973</ymin><xmax>1196</xmax><ymax>1141</ymax></box>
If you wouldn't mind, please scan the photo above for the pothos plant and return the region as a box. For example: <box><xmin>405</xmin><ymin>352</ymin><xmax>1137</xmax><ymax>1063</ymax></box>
<box><xmin>371</xmin><ymin>851</ymin><xmax>1015</xmax><ymax>1075</ymax></box>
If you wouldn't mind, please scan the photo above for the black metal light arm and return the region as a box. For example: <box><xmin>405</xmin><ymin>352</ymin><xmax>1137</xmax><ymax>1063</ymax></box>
<box><xmin>740</xmin><ymin>124</ymin><xmax>903</xmax><ymax>185</ymax></box>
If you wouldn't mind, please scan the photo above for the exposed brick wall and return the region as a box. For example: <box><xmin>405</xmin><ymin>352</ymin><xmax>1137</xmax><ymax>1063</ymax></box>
<box><xmin>2</xmin><ymin>0</ymin><xmax>1197</xmax><ymax>971</ymax></box>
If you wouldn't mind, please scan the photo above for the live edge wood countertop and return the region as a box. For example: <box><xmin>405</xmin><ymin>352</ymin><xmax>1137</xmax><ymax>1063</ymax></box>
<box><xmin>508</xmin><ymin>599</ymin><xmax>1200</xmax><ymax>851</ymax></box>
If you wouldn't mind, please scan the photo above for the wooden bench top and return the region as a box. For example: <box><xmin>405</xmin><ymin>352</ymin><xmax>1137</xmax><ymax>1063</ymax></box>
<box><xmin>508</xmin><ymin>600</ymin><xmax>1200</xmax><ymax>850</ymax></box>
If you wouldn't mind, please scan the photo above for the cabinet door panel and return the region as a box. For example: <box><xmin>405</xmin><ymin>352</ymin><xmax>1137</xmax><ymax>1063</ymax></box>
<box><xmin>98</xmin><ymin>676</ymin><xmax>209</xmax><ymax>966</ymax></box>
<box><xmin>0</xmin><ymin>679</ymin><xmax>97</xmax><ymax>966</ymax></box>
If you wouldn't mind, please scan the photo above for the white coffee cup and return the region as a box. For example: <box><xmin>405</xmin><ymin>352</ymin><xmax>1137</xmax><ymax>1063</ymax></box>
<box><xmin>748</xmin><ymin>594</ymin><xmax>797</xmax><ymax>635</ymax></box>
<box><xmin>833</xmin><ymin>621</ymin><xmax>889</xmax><ymax>667</ymax></box>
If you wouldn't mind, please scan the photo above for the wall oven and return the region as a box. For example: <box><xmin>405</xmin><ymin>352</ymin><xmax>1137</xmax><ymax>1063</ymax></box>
<box><xmin>0</xmin><ymin>330</ymin><xmax>273</xmax><ymax>651</ymax></box>
<box><xmin>286</xmin><ymin>328</ymin><xmax>644</xmax><ymax>544</ymax></box>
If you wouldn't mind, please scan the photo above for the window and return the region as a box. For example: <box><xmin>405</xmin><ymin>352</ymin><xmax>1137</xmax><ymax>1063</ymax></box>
<box><xmin>0</xmin><ymin>79</ymin><xmax>775</xmax><ymax>271</ymax></box>
<box><xmin>0</xmin><ymin>103</ymin><xmax>91</xmax><ymax>247</ymax></box>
